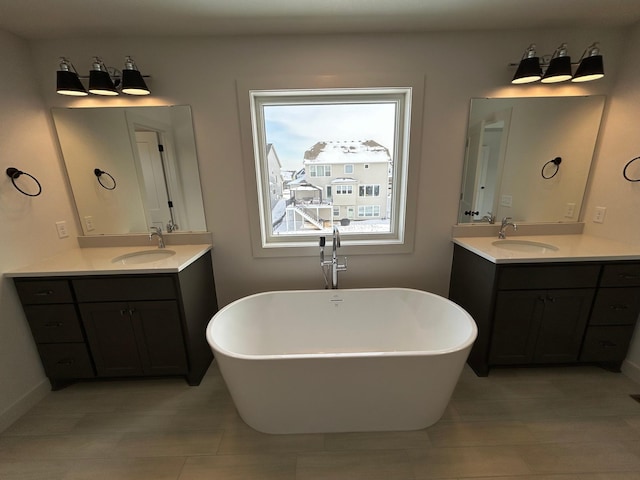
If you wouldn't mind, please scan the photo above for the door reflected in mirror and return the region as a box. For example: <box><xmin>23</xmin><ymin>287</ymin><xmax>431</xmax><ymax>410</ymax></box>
<box><xmin>52</xmin><ymin>106</ymin><xmax>207</xmax><ymax>236</ymax></box>
<box><xmin>459</xmin><ymin>96</ymin><xmax>605</xmax><ymax>225</ymax></box>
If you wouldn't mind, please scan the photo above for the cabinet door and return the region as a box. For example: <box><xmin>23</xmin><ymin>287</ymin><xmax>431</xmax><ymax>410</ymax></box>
<box><xmin>79</xmin><ymin>302</ymin><xmax>144</xmax><ymax>377</ymax></box>
<box><xmin>130</xmin><ymin>301</ymin><xmax>188</xmax><ymax>376</ymax></box>
<box><xmin>489</xmin><ymin>290</ymin><xmax>545</xmax><ymax>365</ymax></box>
<box><xmin>533</xmin><ymin>289</ymin><xmax>595</xmax><ymax>364</ymax></box>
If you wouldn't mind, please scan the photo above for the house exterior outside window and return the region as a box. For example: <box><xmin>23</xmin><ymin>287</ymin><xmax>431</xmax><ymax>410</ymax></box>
<box><xmin>303</xmin><ymin>140</ymin><xmax>389</xmax><ymax>221</ymax></box>
<box><xmin>237</xmin><ymin>74</ymin><xmax>425</xmax><ymax>256</ymax></box>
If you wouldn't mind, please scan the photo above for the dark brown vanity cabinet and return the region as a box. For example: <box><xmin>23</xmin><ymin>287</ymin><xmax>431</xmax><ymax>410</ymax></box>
<box><xmin>15</xmin><ymin>279</ymin><xmax>95</xmax><ymax>386</ymax></box>
<box><xmin>449</xmin><ymin>244</ymin><xmax>640</xmax><ymax>376</ymax></box>
<box><xmin>580</xmin><ymin>264</ymin><xmax>640</xmax><ymax>363</ymax></box>
<box><xmin>14</xmin><ymin>251</ymin><xmax>217</xmax><ymax>389</ymax></box>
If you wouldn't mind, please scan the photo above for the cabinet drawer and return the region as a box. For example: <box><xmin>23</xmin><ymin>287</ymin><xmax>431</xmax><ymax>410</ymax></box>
<box><xmin>590</xmin><ymin>287</ymin><xmax>640</xmax><ymax>326</ymax></box>
<box><xmin>497</xmin><ymin>265</ymin><xmax>600</xmax><ymax>290</ymax></box>
<box><xmin>580</xmin><ymin>326</ymin><xmax>634</xmax><ymax>363</ymax></box>
<box><xmin>37</xmin><ymin>343</ymin><xmax>95</xmax><ymax>379</ymax></box>
<box><xmin>24</xmin><ymin>305</ymin><xmax>84</xmax><ymax>343</ymax></box>
<box><xmin>600</xmin><ymin>263</ymin><xmax>640</xmax><ymax>287</ymax></box>
<box><xmin>14</xmin><ymin>279</ymin><xmax>73</xmax><ymax>305</ymax></box>
<box><xmin>73</xmin><ymin>276</ymin><xmax>177</xmax><ymax>302</ymax></box>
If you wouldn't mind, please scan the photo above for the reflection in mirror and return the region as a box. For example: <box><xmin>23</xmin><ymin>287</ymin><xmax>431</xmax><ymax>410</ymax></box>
<box><xmin>458</xmin><ymin>96</ymin><xmax>605</xmax><ymax>225</ymax></box>
<box><xmin>52</xmin><ymin>106</ymin><xmax>207</xmax><ymax>235</ymax></box>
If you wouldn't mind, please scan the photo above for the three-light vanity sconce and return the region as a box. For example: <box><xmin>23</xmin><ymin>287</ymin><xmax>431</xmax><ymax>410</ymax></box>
<box><xmin>56</xmin><ymin>56</ymin><xmax>150</xmax><ymax>96</ymax></box>
<box><xmin>511</xmin><ymin>42</ymin><xmax>604</xmax><ymax>84</ymax></box>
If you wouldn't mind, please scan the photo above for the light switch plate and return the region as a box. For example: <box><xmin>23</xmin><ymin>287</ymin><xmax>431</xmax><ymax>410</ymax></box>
<box><xmin>84</xmin><ymin>216</ymin><xmax>95</xmax><ymax>231</ymax></box>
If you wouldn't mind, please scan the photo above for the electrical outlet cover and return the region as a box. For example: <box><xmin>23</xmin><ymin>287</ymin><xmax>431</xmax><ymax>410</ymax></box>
<box><xmin>55</xmin><ymin>221</ymin><xmax>69</xmax><ymax>238</ymax></box>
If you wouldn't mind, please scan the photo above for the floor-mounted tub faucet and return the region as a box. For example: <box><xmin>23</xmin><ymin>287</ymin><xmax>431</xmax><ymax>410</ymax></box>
<box><xmin>149</xmin><ymin>226</ymin><xmax>166</xmax><ymax>248</ymax></box>
<box><xmin>320</xmin><ymin>226</ymin><xmax>347</xmax><ymax>289</ymax></box>
<box><xmin>498</xmin><ymin>217</ymin><xmax>517</xmax><ymax>239</ymax></box>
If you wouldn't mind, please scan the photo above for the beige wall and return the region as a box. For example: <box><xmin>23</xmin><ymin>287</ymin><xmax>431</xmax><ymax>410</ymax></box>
<box><xmin>0</xmin><ymin>30</ymin><xmax>80</xmax><ymax>430</ymax></box>
<box><xmin>2</xmin><ymin>25</ymin><xmax>640</xmax><ymax>428</ymax></box>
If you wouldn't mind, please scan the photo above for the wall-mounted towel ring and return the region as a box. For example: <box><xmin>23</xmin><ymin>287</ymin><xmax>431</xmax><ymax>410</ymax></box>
<box><xmin>94</xmin><ymin>168</ymin><xmax>116</xmax><ymax>190</ymax></box>
<box><xmin>6</xmin><ymin>167</ymin><xmax>42</xmax><ymax>197</ymax></box>
<box><xmin>541</xmin><ymin>157</ymin><xmax>562</xmax><ymax>179</ymax></box>
<box><xmin>623</xmin><ymin>157</ymin><xmax>640</xmax><ymax>182</ymax></box>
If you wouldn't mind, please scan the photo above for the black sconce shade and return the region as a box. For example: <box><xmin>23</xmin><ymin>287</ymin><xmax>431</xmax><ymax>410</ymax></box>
<box><xmin>572</xmin><ymin>53</ymin><xmax>604</xmax><ymax>82</ymax></box>
<box><xmin>56</xmin><ymin>57</ymin><xmax>88</xmax><ymax>96</ymax></box>
<box><xmin>56</xmin><ymin>70</ymin><xmax>88</xmax><ymax>96</ymax></box>
<box><xmin>122</xmin><ymin>69</ymin><xmax>150</xmax><ymax>95</ymax></box>
<box><xmin>512</xmin><ymin>45</ymin><xmax>542</xmax><ymax>84</ymax></box>
<box><xmin>89</xmin><ymin>69</ymin><xmax>118</xmax><ymax>95</ymax></box>
<box><xmin>541</xmin><ymin>55</ymin><xmax>572</xmax><ymax>83</ymax></box>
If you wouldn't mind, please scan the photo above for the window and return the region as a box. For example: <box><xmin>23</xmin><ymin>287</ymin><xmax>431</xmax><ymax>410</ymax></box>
<box><xmin>336</xmin><ymin>185</ymin><xmax>353</xmax><ymax>195</ymax></box>
<box><xmin>358</xmin><ymin>205</ymin><xmax>380</xmax><ymax>217</ymax></box>
<box><xmin>309</xmin><ymin>165</ymin><xmax>331</xmax><ymax>177</ymax></box>
<box><xmin>238</xmin><ymin>73</ymin><xmax>423</xmax><ymax>255</ymax></box>
<box><xmin>359</xmin><ymin>184</ymin><xmax>380</xmax><ymax>197</ymax></box>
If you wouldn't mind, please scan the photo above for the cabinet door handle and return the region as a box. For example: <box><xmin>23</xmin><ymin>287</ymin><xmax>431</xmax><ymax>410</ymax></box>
<box><xmin>599</xmin><ymin>340</ymin><xmax>617</xmax><ymax>348</ymax></box>
<box><xmin>56</xmin><ymin>358</ymin><xmax>75</xmax><ymax>365</ymax></box>
<box><xmin>609</xmin><ymin>304</ymin><xmax>629</xmax><ymax>311</ymax></box>
<box><xmin>546</xmin><ymin>295</ymin><xmax>556</xmax><ymax>303</ymax></box>
<box><xmin>120</xmin><ymin>309</ymin><xmax>127</xmax><ymax>316</ymax></box>
<box><xmin>128</xmin><ymin>308</ymin><xmax>136</xmax><ymax>315</ymax></box>
<box><xmin>34</xmin><ymin>290</ymin><xmax>54</xmax><ymax>296</ymax></box>
<box><xmin>44</xmin><ymin>322</ymin><xmax>63</xmax><ymax>327</ymax></box>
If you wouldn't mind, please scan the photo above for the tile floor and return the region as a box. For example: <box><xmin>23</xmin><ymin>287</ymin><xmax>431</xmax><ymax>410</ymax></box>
<box><xmin>1</xmin><ymin>361</ymin><xmax>640</xmax><ymax>479</ymax></box>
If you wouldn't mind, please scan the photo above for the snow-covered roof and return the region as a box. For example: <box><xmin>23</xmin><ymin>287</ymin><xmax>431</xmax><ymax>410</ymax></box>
<box><xmin>331</xmin><ymin>177</ymin><xmax>358</xmax><ymax>184</ymax></box>
<box><xmin>304</xmin><ymin>140</ymin><xmax>391</xmax><ymax>165</ymax></box>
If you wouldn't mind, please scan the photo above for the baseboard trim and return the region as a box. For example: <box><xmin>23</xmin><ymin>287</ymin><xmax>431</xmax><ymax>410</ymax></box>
<box><xmin>622</xmin><ymin>358</ymin><xmax>640</xmax><ymax>385</ymax></box>
<box><xmin>0</xmin><ymin>379</ymin><xmax>50</xmax><ymax>433</ymax></box>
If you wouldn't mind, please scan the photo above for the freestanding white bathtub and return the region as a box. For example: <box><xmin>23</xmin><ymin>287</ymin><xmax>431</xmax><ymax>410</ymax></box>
<box><xmin>206</xmin><ymin>288</ymin><xmax>477</xmax><ymax>434</ymax></box>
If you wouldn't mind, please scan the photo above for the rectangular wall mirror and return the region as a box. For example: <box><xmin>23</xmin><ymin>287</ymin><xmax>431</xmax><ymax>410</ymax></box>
<box><xmin>52</xmin><ymin>105</ymin><xmax>207</xmax><ymax>236</ymax></box>
<box><xmin>458</xmin><ymin>96</ymin><xmax>605</xmax><ymax>225</ymax></box>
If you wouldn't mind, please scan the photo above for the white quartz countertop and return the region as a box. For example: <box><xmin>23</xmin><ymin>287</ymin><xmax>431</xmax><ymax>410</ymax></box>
<box><xmin>5</xmin><ymin>244</ymin><xmax>212</xmax><ymax>277</ymax></box>
<box><xmin>453</xmin><ymin>234</ymin><xmax>640</xmax><ymax>264</ymax></box>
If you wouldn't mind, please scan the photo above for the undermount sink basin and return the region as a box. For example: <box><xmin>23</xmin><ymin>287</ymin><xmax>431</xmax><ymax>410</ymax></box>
<box><xmin>492</xmin><ymin>239</ymin><xmax>559</xmax><ymax>253</ymax></box>
<box><xmin>111</xmin><ymin>249</ymin><xmax>176</xmax><ymax>265</ymax></box>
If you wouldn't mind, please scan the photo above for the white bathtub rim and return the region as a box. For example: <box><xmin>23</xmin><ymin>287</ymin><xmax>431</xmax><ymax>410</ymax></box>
<box><xmin>206</xmin><ymin>287</ymin><xmax>478</xmax><ymax>361</ymax></box>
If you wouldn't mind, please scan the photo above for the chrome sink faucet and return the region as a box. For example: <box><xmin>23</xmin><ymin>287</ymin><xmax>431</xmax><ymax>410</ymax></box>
<box><xmin>149</xmin><ymin>226</ymin><xmax>166</xmax><ymax>248</ymax></box>
<box><xmin>498</xmin><ymin>217</ymin><xmax>517</xmax><ymax>239</ymax></box>
<box><xmin>320</xmin><ymin>225</ymin><xmax>347</xmax><ymax>289</ymax></box>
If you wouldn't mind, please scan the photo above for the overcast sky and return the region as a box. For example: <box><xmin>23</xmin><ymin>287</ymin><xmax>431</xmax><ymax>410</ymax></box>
<box><xmin>264</xmin><ymin>103</ymin><xmax>396</xmax><ymax>170</ymax></box>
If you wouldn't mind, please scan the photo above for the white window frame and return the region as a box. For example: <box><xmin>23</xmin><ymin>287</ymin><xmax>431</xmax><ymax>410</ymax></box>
<box><xmin>237</xmin><ymin>73</ymin><xmax>424</xmax><ymax>257</ymax></box>
<box><xmin>344</xmin><ymin>164</ymin><xmax>354</xmax><ymax>174</ymax></box>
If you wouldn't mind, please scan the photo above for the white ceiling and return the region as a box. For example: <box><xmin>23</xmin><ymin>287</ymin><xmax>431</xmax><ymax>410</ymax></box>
<box><xmin>1</xmin><ymin>0</ymin><xmax>640</xmax><ymax>40</ymax></box>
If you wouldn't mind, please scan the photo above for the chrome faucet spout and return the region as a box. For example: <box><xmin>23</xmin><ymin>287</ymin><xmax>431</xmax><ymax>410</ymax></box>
<box><xmin>498</xmin><ymin>217</ymin><xmax>517</xmax><ymax>239</ymax></box>
<box><xmin>149</xmin><ymin>226</ymin><xmax>165</xmax><ymax>248</ymax></box>
<box><xmin>319</xmin><ymin>226</ymin><xmax>347</xmax><ymax>289</ymax></box>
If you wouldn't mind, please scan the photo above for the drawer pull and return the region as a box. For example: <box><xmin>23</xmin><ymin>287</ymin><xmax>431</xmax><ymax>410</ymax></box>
<box><xmin>599</xmin><ymin>340</ymin><xmax>617</xmax><ymax>348</ymax></box>
<box><xmin>619</xmin><ymin>274</ymin><xmax>640</xmax><ymax>280</ymax></box>
<box><xmin>609</xmin><ymin>304</ymin><xmax>629</xmax><ymax>311</ymax></box>
<box><xmin>44</xmin><ymin>322</ymin><xmax>64</xmax><ymax>327</ymax></box>
<box><xmin>34</xmin><ymin>290</ymin><xmax>54</xmax><ymax>296</ymax></box>
<box><xmin>56</xmin><ymin>359</ymin><xmax>75</xmax><ymax>365</ymax></box>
